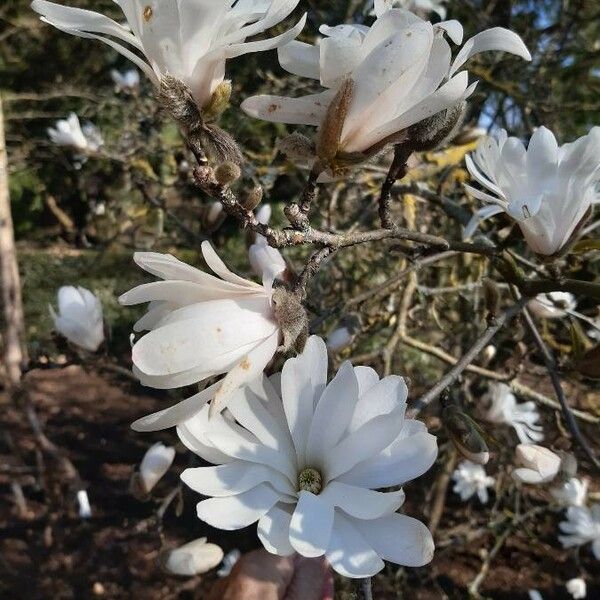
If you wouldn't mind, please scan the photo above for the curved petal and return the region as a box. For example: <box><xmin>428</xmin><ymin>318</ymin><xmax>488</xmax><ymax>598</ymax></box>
<box><xmin>354</xmin><ymin>366</ymin><xmax>380</xmax><ymax>397</ymax></box>
<box><xmin>326</xmin><ymin>513</ymin><xmax>384</xmax><ymax>578</ymax></box>
<box><xmin>258</xmin><ymin>503</ymin><xmax>295</xmax><ymax>556</ymax></box>
<box><xmin>196</xmin><ymin>483</ymin><xmax>283</xmax><ymax>530</ymax></box>
<box><xmin>278</xmin><ymin>40</ymin><xmax>320</xmax><ymax>79</ymax></box>
<box><xmin>182</xmin><ymin>462</ymin><xmax>295</xmax><ymax>497</ymax></box>
<box><xmin>320</xmin><ymin>482</ymin><xmax>405</xmax><ymax>520</ymax></box>
<box><xmin>201</xmin><ymin>241</ymin><xmax>261</xmax><ymax>289</ymax></box>
<box><xmin>353</xmin><ymin>513</ymin><xmax>435</xmax><ymax>567</ymax></box>
<box><xmin>289</xmin><ymin>491</ymin><xmax>334</xmax><ymax>557</ymax></box>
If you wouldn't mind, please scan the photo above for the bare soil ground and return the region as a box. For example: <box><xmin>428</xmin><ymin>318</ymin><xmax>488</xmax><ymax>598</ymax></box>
<box><xmin>1</xmin><ymin>366</ymin><xmax>598</xmax><ymax>599</ymax></box>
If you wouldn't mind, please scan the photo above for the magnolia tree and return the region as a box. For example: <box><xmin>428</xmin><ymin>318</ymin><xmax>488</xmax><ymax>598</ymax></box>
<box><xmin>17</xmin><ymin>0</ymin><xmax>600</xmax><ymax>596</ymax></box>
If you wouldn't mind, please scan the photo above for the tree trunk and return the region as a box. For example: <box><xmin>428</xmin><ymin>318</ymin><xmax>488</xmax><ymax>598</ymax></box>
<box><xmin>0</xmin><ymin>95</ymin><xmax>27</xmax><ymax>386</ymax></box>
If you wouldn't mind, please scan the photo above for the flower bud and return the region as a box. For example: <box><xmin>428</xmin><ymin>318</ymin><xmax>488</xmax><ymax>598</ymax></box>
<box><xmin>277</xmin><ymin>132</ymin><xmax>316</xmax><ymax>162</ymax></box>
<box><xmin>483</xmin><ymin>279</ymin><xmax>501</xmax><ymax>319</ymax></box>
<box><xmin>214</xmin><ymin>162</ymin><xmax>242</xmax><ymax>187</ymax></box>
<box><xmin>159</xmin><ymin>538</ymin><xmax>224</xmax><ymax>577</ymax></box>
<box><xmin>316</xmin><ymin>77</ymin><xmax>354</xmax><ymax>164</ymax></box>
<box><xmin>405</xmin><ymin>102</ymin><xmax>467</xmax><ymax>152</ymax></box>
<box><xmin>203</xmin><ymin>80</ymin><xmax>232</xmax><ymax>121</ymax></box>
<box><xmin>271</xmin><ymin>287</ymin><xmax>308</xmax><ymax>353</ymax></box>
<box><xmin>443</xmin><ymin>405</ymin><xmax>490</xmax><ymax>465</ymax></box>
<box><xmin>242</xmin><ymin>185</ymin><xmax>264</xmax><ymax>211</ymax></box>
<box><xmin>512</xmin><ymin>444</ymin><xmax>561</xmax><ymax>484</ymax></box>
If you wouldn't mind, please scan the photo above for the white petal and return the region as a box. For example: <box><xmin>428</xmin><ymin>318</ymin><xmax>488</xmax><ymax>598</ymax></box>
<box><xmin>323</xmin><ymin>409</ymin><xmax>405</xmax><ymax>481</ymax></box>
<box><xmin>281</xmin><ymin>336</ymin><xmax>328</xmax><ymax>466</ymax></box>
<box><xmin>210</xmin><ymin>330</ymin><xmax>280</xmax><ymax>415</ymax></box>
<box><xmin>436</xmin><ymin>20</ymin><xmax>463</xmax><ymax>45</ymax></box>
<box><xmin>353</xmin><ymin>366</ymin><xmax>380</xmax><ymax>397</ymax></box>
<box><xmin>181</xmin><ymin>462</ymin><xmax>295</xmax><ymax>497</ymax></box>
<box><xmin>320</xmin><ymin>482</ymin><xmax>405</xmax><ymax>520</ymax></box>
<box><xmin>289</xmin><ymin>491</ymin><xmax>335</xmax><ymax>557</ymax></box>
<box><xmin>326</xmin><ymin>513</ymin><xmax>384</xmax><ymax>578</ymax></box>
<box><xmin>353</xmin><ymin>513</ymin><xmax>435</xmax><ymax>567</ymax></box>
<box><xmin>462</xmin><ymin>204</ymin><xmax>505</xmax><ymax>240</ymax></box>
<box><xmin>241</xmin><ymin>91</ymin><xmax>334</xmax><ymax>126</ymax></box>
<box><xmin>139</xmin><ymin>442</ymin><xmax>175</xmax><ymax>493</ymax></box>
<box><xmin>201</xmin><ymin>241</ymin><xmax>261</xmax><ymax>289</ymax></box>
<box><xmin>258</xmin><ymin>503</ymin><xmax>295</xmax><ymax>556</ymax></box>
<box><xmin>449</xmin><ymin>27</ymin><xmax>531</xmax><ymax>78</ymax></box>
<box><xmin>306</xmin><ymin>361</ymin><xmax>359</xmax><ymax>465</ymax></box>
<box><xmin>278</xmin><ymin>40</ymin><xmax>320</xmax><ymax>79</ymax></box>
<box><xmin>161</xmin><ymin>538</ymin><xmax>224</xmax><ymax>576</ymax></box>
<box><xmin>196</xmin><ymin>484</ymin><xmax>282</xmax><ymax>530</ymax></box>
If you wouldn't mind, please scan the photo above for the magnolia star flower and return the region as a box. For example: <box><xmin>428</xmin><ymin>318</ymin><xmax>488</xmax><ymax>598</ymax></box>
<box><xmin>559</xmin><ymin>504</ymin><xmax>600</xmax><ymax>560</ymax></box>
<box><xmin>138</xmin><ymin>442</ymin><xmax>176</xmax><ymax>494</ymax></box>
<box><xmin>242</xmin><ymin>8</ymin><xmax>530</xmax><ymax>167</ymax></box>
<box><xmin>551</xmin><ymin>478</ymin><xmax>589</xmax><ymax>507</ymax></box>
<box><xmin>32</xmin><ymin>0</ymin><xmax>306</xmax><ymax>111</ymax></box>
<box><xmin>159</xmin><ymin>538</ymin><xmax>224</xmax><ymax>577</ymax></box>
<box><xmin>512</xmin><ymin>444</ymin><xmax>560</xmax><ymax>484</ymax></box>
<box><xmin>566</xmin><ymin>577</ymin><xmax>587</xmax><ymax>599</ymax></box>
<box><xmin>47</xmin><ymin>113</ymin><xmax>103</xmax><ymax>153</ymax></box>
<box><xmin>451</xmin><ymin>460</ymin><xmax>495</xmax><ymax>503</ymax></box>
<box><xmin>528</xmin><ymin>292</ymin><xmax>577</xmax><ymax>319</ymax></box>
<box><xmin>179</xmin><ymin>336</ymin><xmax>438</xmax><ymax>578</ymax></box>
<box><xmin>484</xmin><ymin>383</ymin><xmax>544</xmax><ymax>445</ymax></box>
<box><xmin>464</xmin><ymin>126</ymin><xmax>600</xmax><ymax>255</ymax></box>
<box><xmin>111</xmin><ymin>68</ymin><xmax>140</xmax><ymax>93</ymax></box>
<box><xmin>120</xmin><ymin>241</ymin><xmax>287</xmax><ymax>420</ymax></box>
<box><xmin>50</xmin><ymin>285</ymin><xmax>104</xmax><ymax>352</ymax></box>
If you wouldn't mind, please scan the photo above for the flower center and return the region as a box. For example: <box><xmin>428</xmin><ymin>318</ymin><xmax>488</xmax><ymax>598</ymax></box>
<box><xmin>297</xmin><ymin>467</ymin><xmax>322</xmax><ymax>495</ymax></box>
<box><xmin>143</xmin><ymin>6</ymin><xmax>153</xmax><ymax>22</ymax></box>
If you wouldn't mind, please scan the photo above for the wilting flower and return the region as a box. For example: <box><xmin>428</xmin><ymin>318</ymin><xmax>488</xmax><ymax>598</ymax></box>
<box><xmin>179</xmin><ymin>336</ymin><xmax>438</xmax><ymax>578</ymax></box>
<box><xmin>50</xmin><ymin>286</ymin><xmax>104</xmax><ymax>352</ymax></box>
<box><xmin>559</xmin><ymin>504</ymin><xmax>600</xmax><ymax>559</ymax></box>
<box><xmin>484</xmin><ymin>383</ymin><xmax>543</xmax><ymax>445</ymax></box>
<box><xmin>451</xmin><ymin>460</ymin><xmax>495</xmax><ymax>503</ymax></box>
<box><xmin>464</xmin><ymin>126</ymin><xmax>600</xmax><ymax>255</ymax></box>
<box><xmin>111</xmin><ymin>68</ymin><xmax>140</xmax><ymax>93</ymax></box>
<box><xmin>551</xmin><ymin>478</ymin><xmax>589</xmax><ymax>507</ymax></box>
<box><xmin>512</xmin><ymin>444</ymin><xmax>560</xmax><ymax>484</ymax></box>
<box><xmin>159</xmin><ymin>538</ymin><xmax>224</xmax><ymax>577</ymax></box>
<box><xmin>566</xmin><ymin>578</ymin><xmax>587</xmax><ymax>599</ymax></box>
<box><xmin>242</xmin><ymin>8</ymin><xmax>530</xmax><ymax>168</ymax></box>
<box><xmin>528</xmin><ymin>292</ymin><xmax>576</xmax><ymax>319</ymax></box>
<box><xmin>47</xmin><ymin>113</ymin><xmax>103</xmax><ymax>152</ymax></box>
<box><xmin>32</xmin><ymin>0</ymin><xmax>306</xmax><ymax>111</ymax></box>
<box><xmin>138</xmin><ymin>442</ymin><xmax>176</xmax><ymax>494</ymax></box>
<box><xmin>120</xmin><ymin>242</ymin><xmax>286</xmax><ymax>417</ymax></box>
<box><xmin>369</xmin><ymin>0</ymin><xmax>448</xmax><ymax>20</ymax></box>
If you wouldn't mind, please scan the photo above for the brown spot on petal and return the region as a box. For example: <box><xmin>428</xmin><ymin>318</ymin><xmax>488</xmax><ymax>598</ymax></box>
<box><xmin>143</xmin><ymin>6</ymin><xmax>153</xmax><ymax>22</ymax></box>
<box><xmin>267</xmin><ymin>103</ymin><xmax>279</xmax><ymax>114</ymax></box>
<box><xmin>240</xmin><ymin>359</ymin><xmax>251</xmax><ymax>371</ymax></box>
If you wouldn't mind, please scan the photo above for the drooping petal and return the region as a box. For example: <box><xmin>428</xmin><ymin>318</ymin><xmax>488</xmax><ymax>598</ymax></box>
<box><xmin>353</xmin><ymin>513</ymin><xmax>435</xmax><ymax>567</ymax></box>
<box><xmin>326</xmin><ymin>513</ymin><xmax>384</xmax><ymax>578</ymax></box>
<box><xmin>289</xmin><ymin>491</ymin><xmax>335</xmax><ymax>557</ymax></box>
<box><xmin>278</xmin><ymin>40</ymin><xmax>320</xmax><ymax>79</ymax></box>
<box><xmin>195</xmin><ymin>483</ymin><xmax>283</xmax><ymax>530</ymax></box>
<box><xmin>258</xmin><ymin>503</ymin><xmax>295</xmax><ymax>556</ymax></box>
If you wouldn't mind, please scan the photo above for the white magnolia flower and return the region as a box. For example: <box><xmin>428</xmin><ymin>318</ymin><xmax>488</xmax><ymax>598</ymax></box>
<box><xmin>47</xmin><ymin>113</ymin><xmax>103</xmax><ymax>152</ymax></box>
<box><xmin>370</xmin><ymin>0</ymin><xmax>448</xmax><ymax>20</ymax></box>
<box><xmin>139</xmin><ymin>442</ymin><xmax>176</xmax><ymax>493</ymax></box>
<box><xmin>451</xmin><ymin>460</ymin><xmax>495</xmax><ymax>503</ymax></box>
<box><xmin>120</xmin><ymin>241</ymin><xmax>283</xmax><ymax>420</ymax></box>
<box><xmin>50</xmin><ymin>286</ymin><xmax>104</xmax><ymax>352</ymax></box>
<box><xmin>566</xmin><ymin>578</ymin><xmax>587</xmax><ymax>599</ymax></box>
<box><xmin>242</xmin><ymin>8</ymin><xmax>530</xmax><ymax>161</ymax></box>
<box><xmin>484</xmin><ymin>383</ymin><xmax>544</xmax><ymax>445</ymax></box>
<box><xmin>159</xmin><ymin>537</ymin><xmax>224</xmax><ymax>576</ymax></box>
<box><xmin>179</xmin><ymin>336</ymin><xmax>438</xmax><ymax>578</ymax></box>
<box><xmin>512</xmin><ymin>444</ymin><xmax>560</xmax><ymax>484</ymax></box>
<box><xmin>559</xmin><ymin>504</ymin><xmax>600</xmax><ymax>559</ymax></box>
<box><xmin>111</xmin><ymin>68</ymin><xmax>140</xmax><ymax>93</ymax></box>
<box><xmin>32</xmin><ymin>0</ymin><xmax>306</xmax><ymax>111</ymax></box>
<box><xmin>551</xmin><ymin>478</ymin><xmax>589</xmax><ymax>507</ymax></box>
<box><xmin>528</xmin><ymin>292</ymin><xmax>577</xmax><ymax>319</ymax></box>
<box><xmin>249</xmin><ymin>205</ymin><xmax>287</xmax><ymax>284</ymax></box>
<box><xmin>464</xmin><ymin>126</ymin><xmax>600</xmax><ymax>255</ymax></box>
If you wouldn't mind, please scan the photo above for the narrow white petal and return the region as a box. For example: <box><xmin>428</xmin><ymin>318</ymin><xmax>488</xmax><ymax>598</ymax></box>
<box><xmin>201</xmin><ymin>241</ymin><xmax>261</xmax><ymax>289</ymax></box>
<box><xmin>320</xmin><ymin>482</ymin><xmax>405</xmax><ymax>520</ymax></box>
<box><xmin>258</xmin><ymin>503</ymin><xmax>295</xmax><ymax>556</ymax></box>
<box><xmin>278</xmin><ymin>40</ymin><xmax>320</xmax><ymax>79</ymax></box>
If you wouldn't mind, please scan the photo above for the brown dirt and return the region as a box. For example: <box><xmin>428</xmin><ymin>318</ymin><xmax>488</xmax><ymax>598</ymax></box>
<box><xmin>1</xmin><ymin>366</ymin><xmax>598</xmax><ymax>599</ymax></box>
